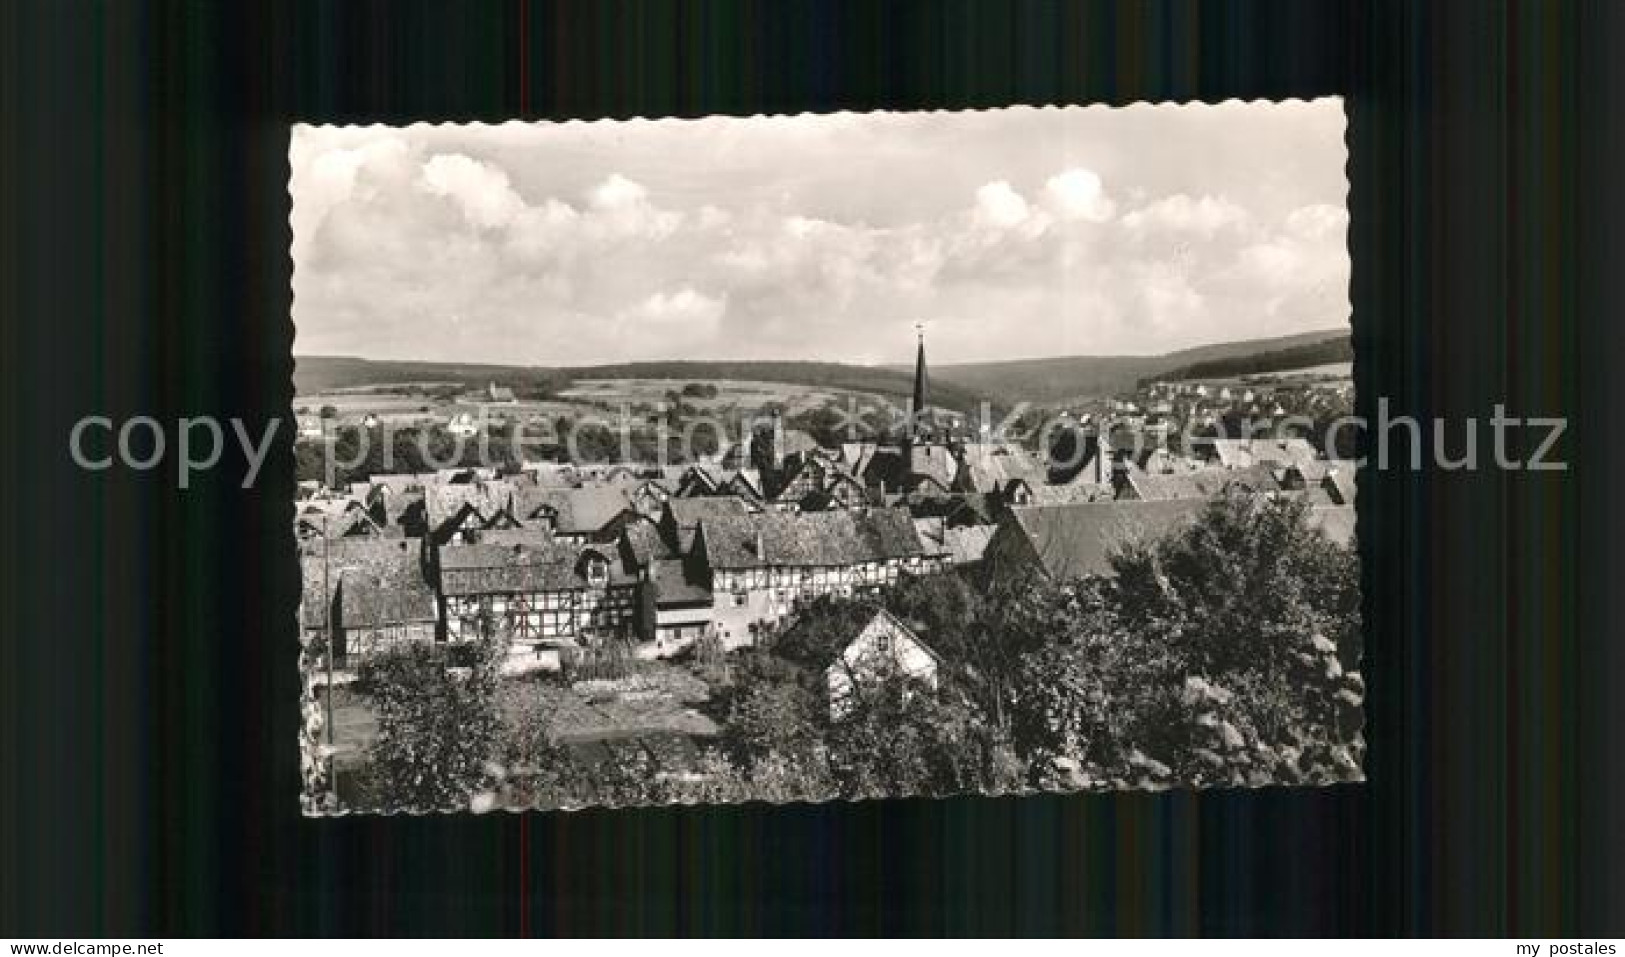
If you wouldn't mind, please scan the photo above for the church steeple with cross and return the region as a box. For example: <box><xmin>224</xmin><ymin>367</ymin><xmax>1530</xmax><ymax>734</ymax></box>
<box><xmin>910</xmin><ymin>321</ymin><xmax>929</xmax><ymax>442</ymax></box>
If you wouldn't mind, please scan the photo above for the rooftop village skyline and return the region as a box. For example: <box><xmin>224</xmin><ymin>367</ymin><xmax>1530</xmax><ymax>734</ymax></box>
<box><xmin>298</xmin><ymin>330</ymin><xmax>1356</xmax><ymax>678</ymax></box>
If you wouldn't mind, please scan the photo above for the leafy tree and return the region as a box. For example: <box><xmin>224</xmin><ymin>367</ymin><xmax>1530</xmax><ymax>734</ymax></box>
<box><xmin>825</xmin><ymin>675</ymin><xmax>1000</xmax><ymax>799</ymax></box>
<box><xmin>1005</xmin><ymin>492</ymin><xmax>1364</xmax><ymax>789</ymax></box>
<box><xmin>357</xmin><ymin>636</ymin><xmax>507</xmax><ymax>811</ymax></box>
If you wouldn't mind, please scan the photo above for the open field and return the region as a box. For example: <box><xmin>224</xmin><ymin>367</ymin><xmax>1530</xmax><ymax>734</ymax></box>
<box><xmin>322</xmin><ymin>661</ymin><xmax>721</xmax><ymax>771</ymax></box>
<box><xmin>559</xmin><ymin>377</ymin><xmax>871</xmax><ymax>416</ymax></box>
<box><xmin>293</xmin><ymin>392</ymin><xmax>441</xmax><ymax>416</ymax></box>
<box><xmin>1262</xmin><ymin>361</ymin><xmax>1353</xmax><ymax>379</ymax></box>
<box><xmin>296</xmin><ymin>376</ymin><xmax>901</xmax><ymax>431</ymax></box>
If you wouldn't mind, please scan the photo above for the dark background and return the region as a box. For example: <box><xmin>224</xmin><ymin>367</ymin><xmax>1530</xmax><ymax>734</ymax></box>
<box><xmin>2</xmin><ymin>0</ymin><xmax>1621</xmax><ymax>937</ymax></box>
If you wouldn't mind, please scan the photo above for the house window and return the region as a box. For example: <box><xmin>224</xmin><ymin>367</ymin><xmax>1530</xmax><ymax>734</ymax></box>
<box><xmin>732</xmin><ymin>592</ymin><xmax>747</xmax><ymax>608</ymax></box>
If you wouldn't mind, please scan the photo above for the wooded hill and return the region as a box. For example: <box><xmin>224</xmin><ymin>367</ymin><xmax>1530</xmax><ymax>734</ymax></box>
<box><xmin>294</xmin><ymin>328</ymin><xmax>1351</xmax><ymax>410</ymax></box>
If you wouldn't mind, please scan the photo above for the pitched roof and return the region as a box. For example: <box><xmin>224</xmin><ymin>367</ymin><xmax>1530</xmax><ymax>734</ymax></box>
<box><xmin>423</xmin><ymin>480</ymin><xmax>515</xmax><ymax>531</ymax></box>
<box><xmin>438</xmin><ymin>540</ymin><xmax>632</xmax><ymax>596</ymax></box>
<box><xmin>377</xmin><ymin>489</ymin><xmax>425</xmax><ymax>530</ymax></box>
<box><xmin>1122</xmin><ymin>463</ymin><xmax>1281</xmax><ymax>501</ymax></box>
<box><xmin>510</xmin><ymin>485</ymin><xmax>634</xmax><ymax>535</ymax></box>
<box><xmin>665</xmin><ymin>495</ymin><xmax>756</xmax><ymax>530</ymax></box>
<box><xmin>1322</xmin><ymin>465</ymin><xmax>1357</xmax><ymax>506</ymax></box>
<box><xmin>913</xmin><ymin>517</ymin><xmax>951</xmax><ymax>556</ymax></box>
<box><xmin>954</xmin><ymin>442</ymin><xmax>1047</xmax><ymax>493</ymax></box>
<box><xmin>653</xmin><ymin>558</ymin><xmax>713</xmax><ymax>607</ymax></box>
<box><xmin>337</xmin><ymin>562</ymin><xmax>438</xmax><ymax>628</ymax></box>
<box><xmin>1026</xmin><ymin>482</ymin><xmax>1115</xmax><ymax>506</ymax></box>
<box><xmin>836</xmin><ymin>608</ymin><xmax>942</xmax><ymax>671</ymax></box>
<box><xmin>1198</xmin><ymin>437</ymin><xmax>1320</xmax><ymax>469</ymax></box>
<box><xmin>699</xmin><ymin>507</ymin><xmax>925</xmax><ymax>569</ymax></box>
<box><xmin>471</xmin><ymin>528</ymin><xmax>557</xmax><ymax>548</ymax></box>
<box><xmin>299</xmin><ymin>538</ymin><xmax>428</xmax><ymax>629</ymax></box>
<box><xmin>858</xmin><ymin>447</ymin><xmax>909</xmax><ymax>490</ymax></box>
<box><xmin>908</xmin><ymin>443</ymin><xmax>959</xmax><ymax>490</ymax></box>
<box><xmin>840</xmin><ymin>442</ymin><xmax>877</xmax><ymax>472</ymax></box>
<box><xmin>944</xmin><ymin>525</ymin><xmax>996</xmax><ymax>565</ymax></box>
<box><xmin>1002</xmin><ymin>500</ymin><xmax>1211</xmax><ymax>580</ymax></box>
<box><xmin>894</xmin><ymin>490</ymin><xmax>994</xmax><ymax>525</ymax></box>
<box><xmin>1306</xmin><ymin>505</ymin><xmax>1358</xmax><ymax>546</ymax></box>
<box><xmin>618</xmin><ymin>520</ymin><xmax>668</xmax><ymax>568</ymax></box>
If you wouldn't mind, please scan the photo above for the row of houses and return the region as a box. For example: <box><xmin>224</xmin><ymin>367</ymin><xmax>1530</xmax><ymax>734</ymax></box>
<box><xmin>299</xmin><ymin>492</ymin><xmax>950</xmax><ymax>670</ymax></box>
<box><xmin>300</xmin><ymin>477</ymin><xmax>1356</xmax><ymax>672</ymax></box>
<box><xmin>298</xmin><ymin>337</ymin><xmax>1356</xmax><ymax>676</ymax></box>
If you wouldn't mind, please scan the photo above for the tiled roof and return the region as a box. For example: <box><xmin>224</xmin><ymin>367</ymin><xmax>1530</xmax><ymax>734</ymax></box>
<box><xmin>1199</xmin><ymin>438</ymin><xmax>1320</xmax><ymax>469</ymax></box>
<box><xmin>511</xmin><ymin>485</ymin><xmax>634</xmax><ymax>535</ymax></box>
<box><xmin>1123</xmin><ymin>463</ymin><xmax>1280</xmax><ymax>501</ymax></box>
<box><xmin>438</xmin><ymin>540</ymin><xmax>632</xmax><ymax>596</ymax></box>
<box><xmin>954</xmin><ymin>442</ymin><xmax>1046</xmax><ymax>493</ymax></box>
<box><xmin>423</xmin><ymin>480</ymin><xmax>516</xmax><ymax>530</ymax></box>
<box><xmin>337</xmin><ymin>563</ymin><xmax>438</xmax><ymax>628</ymax></box>
<box><xmin>299</xmin><ymin>538</ymin><xmax>427</xmax><ymax>629</ymax></box>
<box><xmin>1026</xmin><ymin>482</ymin><xmax>1115</xmax><ymax>506</ymax></box>
<box><xmin>653</xmin><ymin>558</ymin><xmax>713</xmax><ymax>607</ymax></box>
<box><xmin>908</xmin><ymin>444</ymin><xmax>959</xmax><ymax>490</ymax></box>
<box><xmin>699</xmin><ymin>507</ymin><xmax>924</xmax><ymax>569</ymax></box>
<box><xmin>666</xmin><ymin>495</ymin><xmax>756</xmax><ymax>530</ymax></box>
<box><xmin>618</xmin><ymin>521</ymin><xmax>667</xmax><ymax>568</ymax></box>
<box><xmin>1004</xmin><ymin>500</ymin><xmax>1211</xmax><ymax>580</ymax></box>
<box><xmin>471</xmin><ymin>528</ymin><xmax>557</xmax><ymax>548</ymax></box>
<box><xmin>944</xmin><ymin>525</ymin><xmax>996</xmax><ymax>565</ymax></box>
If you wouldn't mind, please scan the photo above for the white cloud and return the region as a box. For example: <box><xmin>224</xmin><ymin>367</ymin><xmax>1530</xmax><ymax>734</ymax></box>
<box><xmin>974</xmin><ymin>180</ymin><xmax>1033</xmax><ymax>230</ymax></box>
<box><xmin>1239</xmin><ymin>241</ymin><xmax>1303</xmax><ymax>282</ymax></box>
<box><xmin>289</xmin><ymin>133</ymin><xmax>416</xmax><ymax>262</ymax></box>
<box><xmin>420</xmin><ymin>153</ymin><xmax>525</xmax><ymax>229</ymax></box>
<box><xmin>1044</xmin><ymin>168</ymin><xmax>1116</xmax><ymax>222</ymax></box>
<box><xmin>1121</xmin><ymin>193</ymin><xmax>1250</xmax><ymax>237</ymax></box>
<box><xmin>619</xmin><ymin>287</ymin><xmax>727</xmax><ymax>326</ymax></box>
<box><xmin>583</xmin><ymin>173</ymin><xmax>679</xmax><ymax>241</ymax></box>
<box><xmin>290</xmin><ymin>101</ymin><xmax>1349</xmax><ymax>364</ymax></box>
<box><xmin>590</xmin><ymin>172</ymin><xmax>648</xmax><ymax>210</ymax></box>
<box><xmin>1285</xmin><ymin>203</ymin><xmax>1349</xmax><ymax>241</ymax></box>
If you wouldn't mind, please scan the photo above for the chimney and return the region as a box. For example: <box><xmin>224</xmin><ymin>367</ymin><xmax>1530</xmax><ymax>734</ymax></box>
<box><xmin>755</xmin><ymin>529</ymin><xmax>767</xmax><ymax>564</ymax></box>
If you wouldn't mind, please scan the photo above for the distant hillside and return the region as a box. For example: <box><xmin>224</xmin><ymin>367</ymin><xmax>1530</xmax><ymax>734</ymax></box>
<box><xmin>1143</xmin><ymin>334</ymin><xmax>1354</xmax><ymax>385</ymax></box>
<box><xmin>923</xmin><ymin>328</ymin><xmax>1349</xmax><ymax>402</ymax></box>
<box><xmin>293</xmin><ymin>356</ymin><xmax>564</xmax><ymax>394</ymax></box>
<box><xmin>295</xmin><ymin>356</ymin><xmax>990</xmax><ymax>413</ymax></box>
<box><xmin>567</xmin><ymin>360</ymin><xmax>989</xmax><ymax>413</ymax></box>
<box><xmin>296</xmin><ymin>328</ymin><xmax>1350</xmax><ymax>409</ymax></box>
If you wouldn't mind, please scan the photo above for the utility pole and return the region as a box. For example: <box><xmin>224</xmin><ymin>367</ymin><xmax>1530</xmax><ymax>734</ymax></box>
<box><xmin>322</xmin><ymin>514</ymin><xmax>334</xmax><ymax>779</ymax></box>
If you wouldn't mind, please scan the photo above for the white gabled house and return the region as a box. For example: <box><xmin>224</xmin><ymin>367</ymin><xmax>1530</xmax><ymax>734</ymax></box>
<box><xmin>825</xmin><ymin>608</ymin><xmax>942</xmax><ymax>720</ymax></box>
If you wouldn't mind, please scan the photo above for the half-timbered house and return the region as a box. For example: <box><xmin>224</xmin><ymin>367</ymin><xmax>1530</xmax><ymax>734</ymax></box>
<box><xmin>436</xmin><ymin>538</ymin><xmax>642</xmax><ymax>648</ymax></box>
<box><xmin>298</xmin><ymin>537</ymin><xmax>437</xmax><ymax>666</ymax></box>
<box><xmin>692</xmin><ymin>507</ymin><xmax>928</xmax><ymax>646</ymax></box>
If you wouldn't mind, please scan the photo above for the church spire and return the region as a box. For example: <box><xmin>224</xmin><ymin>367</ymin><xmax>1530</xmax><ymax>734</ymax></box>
<box><xmin>911</xmin><ymin>322</ymin><xmax>929</xmax><ymax>441</ymax></box>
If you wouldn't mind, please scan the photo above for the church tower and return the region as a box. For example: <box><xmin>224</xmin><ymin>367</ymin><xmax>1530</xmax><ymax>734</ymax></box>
<box><xmin>909</xmin><ymin>323</ymin><xmax>929</xmax><ymax>443</ymax></box>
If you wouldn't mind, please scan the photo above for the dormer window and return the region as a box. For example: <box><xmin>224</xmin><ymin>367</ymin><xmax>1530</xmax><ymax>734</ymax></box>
<box><xmin>578</xmin><ymin>549</ymin><xmax>611</xmax><ymax>587</ymax></box>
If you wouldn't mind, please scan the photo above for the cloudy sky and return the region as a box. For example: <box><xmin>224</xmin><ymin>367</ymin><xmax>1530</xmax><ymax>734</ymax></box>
<box><xmin>291</xmin><ymin>99</ymin><xmax>1348</xmax><ymax>367</ymax></box>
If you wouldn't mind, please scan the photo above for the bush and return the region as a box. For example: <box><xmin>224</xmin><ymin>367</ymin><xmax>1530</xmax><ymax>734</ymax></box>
<box><xmin>355</xmin><ymin>637</ymin><xmax>507</xmax><ymax>811</ymax></box>
<box><xmin>559</xmin><ymin>638</ymin><xmax>640</xmax><ymax>683</ymax></box>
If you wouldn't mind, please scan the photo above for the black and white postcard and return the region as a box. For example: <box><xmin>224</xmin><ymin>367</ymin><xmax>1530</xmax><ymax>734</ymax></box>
<box><xmin>291</xmin><ymin>99</ymin><xmax>1360</xmax><ymax>815</ymax></box>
